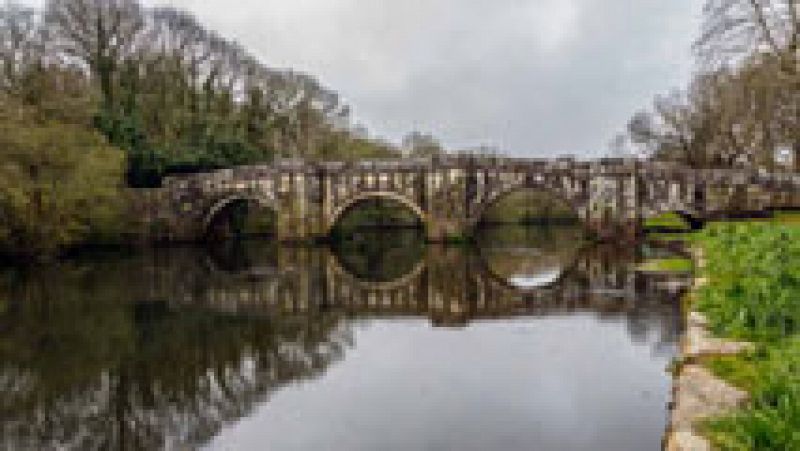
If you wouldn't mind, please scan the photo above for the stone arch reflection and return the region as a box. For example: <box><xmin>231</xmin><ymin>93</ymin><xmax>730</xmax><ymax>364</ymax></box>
<box><xmin>203</xmin><ymin>238</ymin><xmax>282</xmax><ymax>275</ymax></box>
<box><xmin>473</xmin><ymin>225</ymin><xmax>588</xmax><ymax>291</ymax></box>
<box><xmin>330</xmin><ymin>228</ymin><xmax>426</xmax><ymax>283</ymax></box>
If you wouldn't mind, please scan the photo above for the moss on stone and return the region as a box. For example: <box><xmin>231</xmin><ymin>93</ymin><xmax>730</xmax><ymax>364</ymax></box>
<box><xmin>644</xmin><ymin>212</ymin><xmax>692</xmax><ymax>231</ymax></box>
<box><xmin>637</xmin><ymin>257</ymin><xmax>693</xmax><ymax>273</ymax></box>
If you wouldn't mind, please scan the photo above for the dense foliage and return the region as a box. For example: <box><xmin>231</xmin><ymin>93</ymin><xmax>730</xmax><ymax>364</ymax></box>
<box><xmin>0</xmin><ymin>93</ymin><xmax>126</xmax><ymax>259</ymax></box>
<box><xmin>694</xmin><ymin>223</ymin><xmax>800</xmax><ymax>449</ymax></box>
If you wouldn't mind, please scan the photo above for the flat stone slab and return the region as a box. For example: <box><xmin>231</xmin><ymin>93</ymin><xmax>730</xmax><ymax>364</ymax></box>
<box><xmin>667</xmin><ymin>364</ymin><xmax>749</xmax><ymax>450</ymax></box>
<box><xmin>666</xmin><ymin>430</ymin><xmax>711</xmax><ymax>451</ymax></box>
<box><xmin>684</xmin><ymin>311</ymin><xmax>754</xmax><ymax>357</ymax></box>
<box><xmin>673</xmin><ymin>365</ymin><xmax>749</xmax><ymax>428</ymax></box>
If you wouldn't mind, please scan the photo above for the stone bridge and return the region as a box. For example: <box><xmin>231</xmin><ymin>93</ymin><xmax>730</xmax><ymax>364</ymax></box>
<box><xmin>133</xmin><ymin>156</ymin><xmax>800</xmax><ymax>241</ymax></box>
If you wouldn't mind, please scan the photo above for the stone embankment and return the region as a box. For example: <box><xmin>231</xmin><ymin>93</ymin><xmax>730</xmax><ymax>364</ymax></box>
<box><xmin>665</xmin><ymin>250</ymin><xmax>752</xmax><ymax>451</ymax></box>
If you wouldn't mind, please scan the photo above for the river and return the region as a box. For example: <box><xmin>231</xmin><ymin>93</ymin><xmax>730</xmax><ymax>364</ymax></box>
<box><xmin>0</xmin><ymin>225</ymin><xmax>688</xmax><ymax>450</ymax></box>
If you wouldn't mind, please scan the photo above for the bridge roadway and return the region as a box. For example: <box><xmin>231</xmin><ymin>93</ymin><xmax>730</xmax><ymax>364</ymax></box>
<box><xmin>132</xmin><ymin>156</ymin><xmax>800</xmax><ymax>242</ymax></box>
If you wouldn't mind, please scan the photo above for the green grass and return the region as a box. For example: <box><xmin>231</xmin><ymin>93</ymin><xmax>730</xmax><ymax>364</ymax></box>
<box><xmin>644</xmin><ymin>212</ymin><xmax>693</xmax><ymax>231</ymax></box>
<box><xmin>770</xmin><ymin>211</ymin><xmax>800</xmax><ymax>225</ymax></box>
<box><xmin>703</xmin><ymin>353</ymin><xmax>763</xmax><ymax>395</ymax></box>
<box><xmin>699</xmin><ymin>211</ymin><xmax>800</xmax><ymax>226</ymax></box>
<box><xmin>637</xmin><ymin>257</ymin><xmax>693</xmax><ymax>273</ymax></box>
<box><xmin>691</xmin><ymin>223</ymin><xmax>800</xmax><ymax>450</ymax></box>
<box><xmin>645</xmin><ymin>211</ymin><xmax>800</xmax><ymax>240</ymax></box>
<box><xmin>701</xmin><ymin>338</ymin><xmax>800</xmax><ymax>450</ymax></box>
<box><xmin>694</xmin><ymin>223</ymin><xmax>800</xmax><ymax>342</ymax></box>
<box><xmin>646</xmin><ymin>232</ymin><xmax>696</xmax><ymax>243</ymax></box>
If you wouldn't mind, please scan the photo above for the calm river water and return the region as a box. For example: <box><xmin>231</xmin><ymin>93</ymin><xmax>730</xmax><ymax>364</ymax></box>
<box><xmin>0</xmin><ymin>226</ymin><xmax>687</xmax><ymax>451</ymax></box>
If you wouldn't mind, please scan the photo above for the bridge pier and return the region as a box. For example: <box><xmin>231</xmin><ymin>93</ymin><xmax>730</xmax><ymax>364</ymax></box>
<box><xmin>426</xmin><ymin>219</ymin><xmax>468</xmax><ymax>242</ymax></box>
<box><xmin>586</xmin><ymin>219</ymin><xmax>642</xmax><ymax>243</ymax></box>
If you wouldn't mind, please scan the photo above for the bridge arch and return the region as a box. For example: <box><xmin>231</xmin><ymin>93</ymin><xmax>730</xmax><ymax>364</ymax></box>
<box><xmin>201</xmin><ymin>194</ymin><xmax>280</xmax><ymax>238</ymax></box>
<box><xmin>471</xmin><ymin>182</ymin><xmax>586</xmax><ymax>230</ymax></box>
<box><xmin>326</xmin><ymin>191</ymin><xmax>429</xmax><ymax>236</ymax></box>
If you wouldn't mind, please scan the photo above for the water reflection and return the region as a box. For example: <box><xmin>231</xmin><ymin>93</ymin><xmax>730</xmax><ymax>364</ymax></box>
<box><xmin>0</xmin><ymin>226</ymin><xmax>688</xmax><ymax>450</ymax></box>
<box><xmin>476</xmin><ymin>225</ymin><xmax>586</xmax><ymax>289</ymax></box>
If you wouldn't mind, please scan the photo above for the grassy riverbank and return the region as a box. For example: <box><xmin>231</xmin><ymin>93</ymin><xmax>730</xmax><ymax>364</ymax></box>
<box><xmin>679</xmin><ymin>222</ymin><xmax>800</xmax><ymax>450</ymax></box>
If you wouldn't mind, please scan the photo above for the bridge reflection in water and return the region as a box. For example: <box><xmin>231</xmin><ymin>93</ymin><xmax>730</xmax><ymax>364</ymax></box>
<box><xmin>0</xmin><ymin>226</ymin><xmax>688</xmax><ymax>450</ymax></box>
<box><xmin>171</xmin><ymin>227</ymin><xmax>687</xmax><ymax>328</ymax></box>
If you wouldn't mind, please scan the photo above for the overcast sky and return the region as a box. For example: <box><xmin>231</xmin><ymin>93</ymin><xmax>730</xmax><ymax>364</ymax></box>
<box><xmin>25</xmin><ymin>0</ymin><xmax>702</xmax><ymax>157</ymax></box>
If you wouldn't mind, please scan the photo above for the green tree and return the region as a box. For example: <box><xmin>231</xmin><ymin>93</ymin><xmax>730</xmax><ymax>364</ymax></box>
<box><xmin>0</xmin><ymin>102</ymin><xmax>126</xmax><ymax>259</ymax></box>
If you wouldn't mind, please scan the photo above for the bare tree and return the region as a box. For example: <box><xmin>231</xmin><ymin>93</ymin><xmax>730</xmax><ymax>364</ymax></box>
<box><xmin>0</xmin><ymin>3</ymin><xmax>46</xmax><ymax>95</ymax></box>
<box><xmin>627</xmin><ymin>90</ymin><xmax>709</xmax><ymax>167</ymax></box>
<box><xmin>45</xmin><ymin>0</ymin><xmax>145</xmax><ymax>108</ymax></box>
<box><xmin>696</xmin><ymin>0</ymin><xmax>799</xmax><ymax>169</ymax></box>
<box><xmin>626</xmin><ymin>1</ymin><xmax>798</xmax><ymax>170</ymax></box>
<box><xmin>696</xmin><ymin>0</ymin><xmax>798</xmax><ymax>70</ymax></box>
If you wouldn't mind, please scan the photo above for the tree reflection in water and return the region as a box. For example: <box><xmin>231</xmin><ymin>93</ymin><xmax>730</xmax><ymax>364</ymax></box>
<box><xmin>0</xmin><ymin>262</ymin><xmax>351</xmax><ymax>449</ymax></box>
<box><xmin>0</xmin><ymin>225</ymin><xmax>688</xmax><ymax>449</ymax></box>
